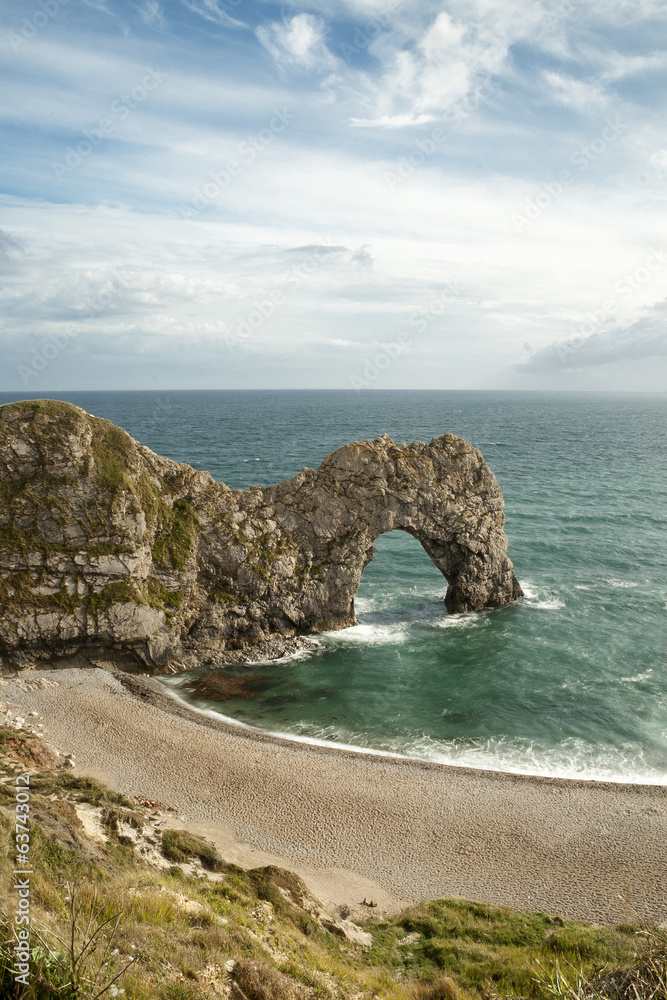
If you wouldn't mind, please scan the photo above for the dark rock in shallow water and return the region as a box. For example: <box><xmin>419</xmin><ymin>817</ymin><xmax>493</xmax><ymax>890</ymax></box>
<box><xmin>182</xmin><ymin>672</ymin><xmax>267</xmax><ymax>701</ymax></box>
<box><xmin>0</xmin><ymin>400</ymin><xmax>522</xmax><ymax>673</ymax></box>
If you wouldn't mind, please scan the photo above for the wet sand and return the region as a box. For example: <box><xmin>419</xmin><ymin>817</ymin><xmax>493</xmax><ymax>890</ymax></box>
<box><xmin>3</xmin><ymin>667</ymin><xmax>666</xmax><ymax>923</ymax></box>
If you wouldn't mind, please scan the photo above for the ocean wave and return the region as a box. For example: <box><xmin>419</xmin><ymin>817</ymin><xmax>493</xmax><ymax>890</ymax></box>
<box><xmin>296</xmin><ymin>729</ymin><xmax>667</xmax><ymax>784</ymax></box>
<box><xmin>605</xmin><ymin>578</ymin><xmax>639</xmax><ymax>589</ymax></box>
<box><xmin>159</xmin><ymin>683</ymin><xmax>667</xmax><ymax>785</ymax></box>
<box><xmin>431</xmin><ymin>614</ymin><xmax>477</xmax><ymax>629</ymax></box>
<box><xmin>519</xmin><ymin>581</ymin><xmax>566</xmax><ymax>610</ymax></box>
<box><xmin>230</xmin><ymin>714</ymin><xmax>667</xmax><ymax>784</ymax></box>
<box><xmin>620</xmin><ymin>669</ymin><xmax>653</xmax><ymax>683</ymax></box>
<box><xmin>323</xmin><ymin>622</ymin><xmax>409</xmax><ymax>645</ymax></box>
<box><xmin>354</xmin><ymin>585</ymin><xmax>446</xmax><ymax>614</ymax></box>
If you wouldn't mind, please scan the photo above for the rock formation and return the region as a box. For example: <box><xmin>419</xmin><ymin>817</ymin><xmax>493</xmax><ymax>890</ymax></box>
<box><xmin>0</xmin><ymin>400</ymin><xmax>522</xmax><ymax>673</ymax></box>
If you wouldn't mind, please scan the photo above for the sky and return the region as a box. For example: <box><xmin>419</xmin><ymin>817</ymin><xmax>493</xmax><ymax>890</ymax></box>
<box><xmin>1</xmin><ymin>0</ymin><xmax>667</xmax><ymax>391</ymax></box>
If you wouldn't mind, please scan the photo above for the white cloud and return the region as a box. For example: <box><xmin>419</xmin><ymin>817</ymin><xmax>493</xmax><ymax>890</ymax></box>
<box><xmin>138</xmin><ymin>0</ymin><xmax>167</xmax><ymax>31</ymax></box>
<box><xmin>649</xmin><ymin>148</ymin><xmax>667</xmax><ymax>176</ymax></box>
<box><xmin>543</xmin><ymin>71</ymin><xmax>609</xmax><ymax>114</ymax></box>
<box><xmin>256</xmin><ymin>14</ymin><xmax>336</xmax><ymax>72</ymax></box>
<box><xmin>83</xmin><ymin>0</ymin><xmax>114</xmax><ymax>13</ymax></box>
<box><xmin>347</xmin><ymin>113</ymin><xmax>437</xmax><ymax>127</ymax></box>
<box><xmin>178</xmin><ymin>0</ymin><xmax>244</xmax><ymax>28</ymax></box>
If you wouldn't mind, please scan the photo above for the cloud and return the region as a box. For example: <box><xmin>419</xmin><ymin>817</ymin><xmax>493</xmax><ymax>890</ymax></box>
<box><xmin>543</xmin><ymin>71</ymin><xmax>609</xmax><ymax>115</ymax></box>
<box><xmin>3</xmin><ymin>0</ymin><xmax>667</xmax><ymax>391</ymax></box>
<box><xmin>178</xmin><ymin>0</ymin><xmax>244</xmax><ymax>28</ymax></box>
<box><xmin>515</xmin><ymin>302</ymin><xmax>667</xmax><ymax>372</ymax></box>
<box><xmin>347</xmin><ymin>113</ymin><xmax>438</xmax><ymax>128</ymax></box>
<box><xmin>256</xmin><ymin>14</ymin><xmax>336</xmax><ymax>72</ymax></box>
<box><xmin>138</xmin><ymin>0</ymin><xmax>167</xmax><ymax>31</ymax></box>
<box><xmin>649</xmin><ymin>149</ymin><xmax>667</xmax><ymax>176</ymax></box>
<box><xmin>0</xmin><ymin>230</ymin><xmax>24</xmax><ymax>260</ymax></box>
<box><xmin>82</xmin><ymin>0</ymin><xmax>114</xmax><ymax>13</ymax></box>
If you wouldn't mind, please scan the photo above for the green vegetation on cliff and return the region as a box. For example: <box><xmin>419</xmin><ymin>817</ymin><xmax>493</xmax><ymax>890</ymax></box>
<box><xmin>0</xmin><ymin>400</ymin><xmax>196</xmax><ymax>635</ymax></box>
<box><xmin>0</xmin><ymin>726</ymin><xmax>664</xmax><ymax>1000</ymax></box>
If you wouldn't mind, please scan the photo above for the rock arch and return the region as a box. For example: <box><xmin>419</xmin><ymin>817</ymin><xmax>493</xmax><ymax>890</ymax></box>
<box><xmin>0</xmin><ymin>402</ymin><xmax>521</xmax><ymax>673</ymax></box>
<box><xmin>263</xmin><ymin>433</ymin><xmax>522</xmax><ymax>635</ymax></box>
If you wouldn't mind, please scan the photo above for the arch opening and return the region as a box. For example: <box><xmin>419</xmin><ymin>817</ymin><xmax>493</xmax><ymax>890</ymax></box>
<box><xmin>354</xmin><ymin>529</ymin><xmax>449</xmax><ymax>622</ymax></box>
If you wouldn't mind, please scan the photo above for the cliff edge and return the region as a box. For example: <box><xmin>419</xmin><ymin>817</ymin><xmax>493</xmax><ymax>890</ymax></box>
<box><xmin>0</xmin><ymin>400</ymin><xmax>522</xmax><ymax>673</ymax></box>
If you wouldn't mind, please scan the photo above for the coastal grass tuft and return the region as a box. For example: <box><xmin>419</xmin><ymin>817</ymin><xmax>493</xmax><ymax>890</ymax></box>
<box><xmin>161</xmin><ymin>829</ymin><xmax>225</xmax><ymax>871</ymax></box>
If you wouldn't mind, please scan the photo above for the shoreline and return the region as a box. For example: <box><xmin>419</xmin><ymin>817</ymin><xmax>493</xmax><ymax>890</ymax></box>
<box><xmin>3</xmin><ymin>666</ymin><xmax>667</xmax><ymax>925</ymax></box>
<box><xmin>158</xmin><ymin>676</ymin><xmax>667</xmax><ymax>787</ymax></box>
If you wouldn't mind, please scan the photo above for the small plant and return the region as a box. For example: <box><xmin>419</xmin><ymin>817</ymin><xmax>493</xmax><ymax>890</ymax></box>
<box><xmin>235</xmin><ymin>958</ymin><xmax>306</xmax><ymax>1000</ymax></box>
<box><xmin>533</xmin><ymin>928</ymin><xmax>667</xmax><ymax>1000</ymax></box>
<box><xmin>161</xmin><ymin>829</ymin><xmax>224</xmax><ymax>871</ymax></box>
<box><xmin>28</xmin><ymin>882</ymin><xmax>135</xmax><ymax>1000</ymax></box>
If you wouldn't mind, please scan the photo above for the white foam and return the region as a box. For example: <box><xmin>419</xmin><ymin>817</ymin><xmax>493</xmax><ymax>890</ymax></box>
<box><xmin>353</xmin><ymin>595</ymin><xmax>374</xmax><ymax>614</ymax></box>
<box><xmin>606</xmin><ymin>578</ymin><xmax>639</xmax><ymax>589</ymax></box>
<box><xmin>519</xmin><ymin>580</ymin><xmax>565</xmax><ymax>610</ymax></box>
<box><xmin>431</xmin><ymin>614</ymin><xmax>476</xmax><ymax>629</ymax></box>
<box><xmin>254</xmin><ymin>643</ymin><xmax>324</xmax><ymax>666</ymax></box>
<box><xmin>620</xmin><ymin>670</ymin><xmax>653</xmax><ymax>683</ymax></box>
<box><xmin>158</xmin><ymin>685</ymin><xmax>667</xmax><ymax>785</ymax></box>
<box><xmin>323</xmin><ymin>622</ymin><xmax>409</xmax><ymax>645</ymax></box>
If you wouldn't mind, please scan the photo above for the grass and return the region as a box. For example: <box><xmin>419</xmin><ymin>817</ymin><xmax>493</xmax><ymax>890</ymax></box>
<box><xmin>365</xmin><ymin>899</ymin><xmax>641</xmax><ymax>998</ymax></box>
<box><xmin>0</xmin><ymin>399</ymin><xmax>198</xmax><ymax>625</ymax></box>
<box><xmin>151</xmin><ymin>498</ymin><xmax>199</xmax><ymax>572</ymax></box>
<box><xmin>161</xmin><ymin>830</ymin><xmax>225</xmax><ymax>871</ymax></box>
<box><xmin>0</xmin><ymin>724</ymin><xmax>664</xmax><ymax>1000</ymax></box>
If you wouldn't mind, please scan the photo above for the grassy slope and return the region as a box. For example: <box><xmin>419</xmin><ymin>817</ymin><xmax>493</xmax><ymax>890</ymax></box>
<box><xmin>0</xmin><ymin>725</ymin><xmax>664</xmax><ymax>1000</ymax></box>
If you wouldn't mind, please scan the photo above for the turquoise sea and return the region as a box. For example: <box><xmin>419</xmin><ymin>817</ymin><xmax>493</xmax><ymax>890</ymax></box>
<box><xmin>3</xmin><ymin>390</ymin><xmax>665</xmax><ymax>783</ymax></box>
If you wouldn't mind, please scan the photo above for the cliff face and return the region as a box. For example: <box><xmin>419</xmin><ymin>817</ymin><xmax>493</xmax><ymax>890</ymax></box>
<box><xmin>0</xmin><ymin>400</ymin><xmax>522</xmax><ymax>673</ymax></box>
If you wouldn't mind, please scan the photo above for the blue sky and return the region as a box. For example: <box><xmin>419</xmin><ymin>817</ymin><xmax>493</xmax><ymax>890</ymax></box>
<box><xmin>1</xmin><ymin>0</ymin><xmax>666</xmax><ymax>390</ymax></box>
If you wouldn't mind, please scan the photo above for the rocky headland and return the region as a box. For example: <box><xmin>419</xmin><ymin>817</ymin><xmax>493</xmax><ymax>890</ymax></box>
<box><xmin>0</xmin><ymin>399</ymin><xmax>521</xmax><ymax>674</ymax></box>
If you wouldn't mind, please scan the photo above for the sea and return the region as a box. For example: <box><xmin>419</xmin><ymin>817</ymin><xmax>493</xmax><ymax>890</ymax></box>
<box><xmin>2</xmin><ymin>390</ymin><xmax>665</xmax><ymax>784</ymax></box>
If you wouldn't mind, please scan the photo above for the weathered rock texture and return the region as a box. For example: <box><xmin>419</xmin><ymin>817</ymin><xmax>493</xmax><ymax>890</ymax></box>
<box><xmin>0</xmin><ymin>400</ymin><xmax>521</xmax><ymax>673</ymax></box>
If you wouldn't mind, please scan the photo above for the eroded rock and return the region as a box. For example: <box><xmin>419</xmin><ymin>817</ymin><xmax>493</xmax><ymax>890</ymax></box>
<box><xmin>0</xmin><ymin>399</ymin><xmax>521</xmax><ymax>673</ymax></box>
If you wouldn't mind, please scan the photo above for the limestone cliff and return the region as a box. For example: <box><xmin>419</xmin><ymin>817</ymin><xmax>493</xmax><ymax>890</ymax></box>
<box><xmin>0</xmin><ymin>400</ymin><xmax>522</xmax><ymax>673</ymax></box>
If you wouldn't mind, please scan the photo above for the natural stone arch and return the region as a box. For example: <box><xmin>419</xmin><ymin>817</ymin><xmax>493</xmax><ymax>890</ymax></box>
<box><xmin>0</xmin><ymin>402</ymin><xmax>521</xmax><ymax>673</ymax></box>
<box><xmin>263</xmin><ymin>433</ymin><xmax>522</xmax><ymax>635</ymax></box>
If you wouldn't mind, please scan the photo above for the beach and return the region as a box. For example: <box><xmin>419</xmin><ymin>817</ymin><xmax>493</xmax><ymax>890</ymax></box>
<box><xmin>3</xmin><ymin>666</ymin><xmax>666</xmax><ymax>925</ymax></box>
